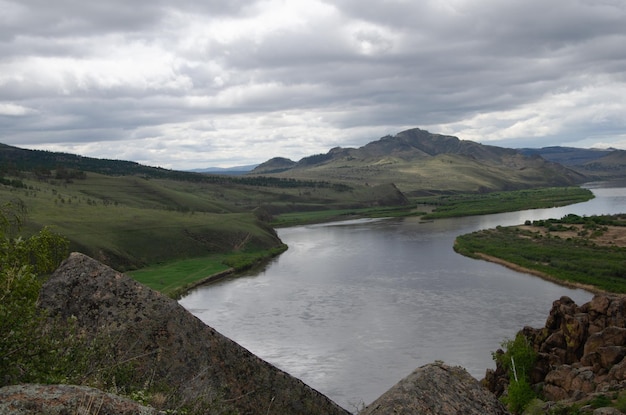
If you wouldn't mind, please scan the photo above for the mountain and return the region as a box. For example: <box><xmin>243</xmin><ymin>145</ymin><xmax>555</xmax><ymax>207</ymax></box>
<box><xmin>577</xmin><ymin>149</ymin><xmax>626</xmax><ymax>179</ymax></box>
<box><xmin>251</xmin><ymin>128</ymin><xmax>588</xmax><ymax>195</ymax></box>
<box><xmin>188</xmin><ymin>164</ymin><xmax>258</xmax><ymax>175</ymax></box>
<box><xmin>518</xmin><ymin>146</ymin><xmax>614</xmax><ymax>166</ymax></box>
<box><xmin>252</xmin><ymin>157</ymin><xmax>297</xmax><ymax>173</ymax></box>
<box><xmin>519</xmin><ymin>146</ymin><xmax>626</xmax><ymax>179</ymax></box>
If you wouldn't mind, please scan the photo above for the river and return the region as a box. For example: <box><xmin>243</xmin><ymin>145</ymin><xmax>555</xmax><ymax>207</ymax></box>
<box><xmin>179</xmin><ymin>182</ymin><xmax>626</xmax><ymax>411</ymax></box>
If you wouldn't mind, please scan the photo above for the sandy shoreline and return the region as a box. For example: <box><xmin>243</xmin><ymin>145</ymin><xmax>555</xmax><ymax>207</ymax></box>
<box><xmin>474</xmin><ymin>252</ymin><xmax>604</xmax><ymax>294</ymax></box>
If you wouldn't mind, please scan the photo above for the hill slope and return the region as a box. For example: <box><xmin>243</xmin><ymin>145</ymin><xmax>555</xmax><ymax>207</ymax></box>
<box><xmin>0</xmin><ymin>143</ymin><xmax>409</xmax><ymax>270</ymax></box>
<box><xmin>251</xmin><ymin>128</ymin><xmax>587</xmax><ymax>195</ymax></box>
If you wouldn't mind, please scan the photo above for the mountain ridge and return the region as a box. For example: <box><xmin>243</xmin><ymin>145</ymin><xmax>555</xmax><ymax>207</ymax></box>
<box><xmin>251</xmin><ymin>128</ymin><xmax>588</xmax><ymax>195</ymax></box>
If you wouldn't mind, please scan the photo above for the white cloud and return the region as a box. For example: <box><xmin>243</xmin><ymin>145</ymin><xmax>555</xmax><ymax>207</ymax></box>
<box><xmin>0</xmin><ymin>102</ymin><xmax>36</xmax><ymax>116</ymax></box>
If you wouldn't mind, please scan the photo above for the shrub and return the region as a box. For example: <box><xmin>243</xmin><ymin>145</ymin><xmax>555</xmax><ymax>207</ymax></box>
<box><xmin>0</xmin><ymin>200</ymin><xmax>74</xmax><ymax>386</ymax></box>
<box><xmin>494</xmin><ymin>333</ymin><xmax>537</xmax><ymax>414</ymax></box>
<box><xmin>504</xmin><ymin>377</ymin><xmax>536</xmax><ymax>415</ymax></box>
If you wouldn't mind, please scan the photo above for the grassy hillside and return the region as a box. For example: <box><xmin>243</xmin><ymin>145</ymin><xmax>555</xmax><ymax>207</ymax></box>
<box><xmin>0</xmin><ymin>172</ymin><xmax>285</xmax><ymax>271</ymax></box>
<box><xmin>0</xmin><ymin>162</ymin><xmax>411</xmax><ymax>272</ymax></box>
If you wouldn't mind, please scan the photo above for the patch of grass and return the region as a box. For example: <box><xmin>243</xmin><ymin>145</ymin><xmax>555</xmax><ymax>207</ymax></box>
<box><xmin>129</xmin><ymin>255</ymin><xmax>232</xmax><ymax>296</ymax></box>
<box><xmin>129</xmin><ymin>245</ymin><xmax>287</xmax><ymax>297</ymax></box>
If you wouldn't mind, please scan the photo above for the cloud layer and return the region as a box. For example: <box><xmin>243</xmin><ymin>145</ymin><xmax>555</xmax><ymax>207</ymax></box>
<box><xmin>2</xmin><ymin>0</ymin><xmax>626</xmax><ymax>168</ymax></box>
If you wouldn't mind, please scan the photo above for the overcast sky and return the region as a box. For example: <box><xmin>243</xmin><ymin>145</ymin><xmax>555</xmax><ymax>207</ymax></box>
<box><xmin>2</xmin><ymin>0</ymin><xmax>626</xmax><ymax>169</ymax></box>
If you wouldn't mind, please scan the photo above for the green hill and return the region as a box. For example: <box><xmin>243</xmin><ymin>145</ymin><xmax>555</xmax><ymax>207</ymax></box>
<box><xmin>0</xmin><ymin>143</ymin><xmax>408</xmax><ymax>271</ymax></box>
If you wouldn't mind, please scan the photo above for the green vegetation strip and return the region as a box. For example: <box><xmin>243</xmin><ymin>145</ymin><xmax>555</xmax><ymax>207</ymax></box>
<box><xmin>271</xmin><ymin>206</ymin><xmax>424</xmax><ymax>227</ymax></box>
<box><xmin>129</xmin><ymin>255</ymin><xmax>232</xmax><ymax>297</ymax></box>
<box><xmin>454</xmin><ymin>214</ymin><xmax>626</xmax><ymax>293</ymax></box>
<box><xmin>421</xmin><ymin>187</ymin><xmax>594</xmax><ymax>219</ymax></box>
<box><xmin>271</xmin><ymin>187</ymin><xmax>593</xmax><ymax>226</ymax></box>
<box><xmin>129</xmin><ymin>245</ymin><xmax>287</xmax><ymax>298</ymax></box>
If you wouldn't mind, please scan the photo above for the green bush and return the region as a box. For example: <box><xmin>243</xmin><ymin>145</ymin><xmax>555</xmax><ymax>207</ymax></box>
<box><xmin>504</xmin><ymin>378</ymin><xmax>535</xmax><ymax>415</ymax></box>
<box><xmin>494</xmin><ymin>333</ymin><xmax>537</xmax><ymax>414</ymax></box>
<box><xmin>0</xmin><ymin>200</ymin><xmax>77</xmax><ymax>385</ymax></box>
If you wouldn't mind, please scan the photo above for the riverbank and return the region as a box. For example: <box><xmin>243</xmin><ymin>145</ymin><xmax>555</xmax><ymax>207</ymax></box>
<box><xmin>454</xmin><ymin>214</ymin><xmax>626</xmax><ymax>293</ymax></box>
<box><xmin>472</xmin><ymin>252</ymin><xmax>604</xmax><ymax>294</ymax></box>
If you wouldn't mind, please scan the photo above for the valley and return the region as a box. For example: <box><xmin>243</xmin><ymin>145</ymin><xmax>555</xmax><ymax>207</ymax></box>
<box><xmin>0</xmin><ymin>128</ymin><xmax>622</xmax><ymax>295</ymax></box>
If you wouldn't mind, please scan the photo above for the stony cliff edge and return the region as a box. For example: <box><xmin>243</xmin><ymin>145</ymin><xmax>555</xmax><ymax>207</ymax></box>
<box><xmin>0</xmin><ymin>252</ymin><xmax>505</xmax><ymax>414</ymax></box>
<box><xmin>486</xmin><ymin>294</ymin><xmax>626</xmax><ymax>412</ymax></box>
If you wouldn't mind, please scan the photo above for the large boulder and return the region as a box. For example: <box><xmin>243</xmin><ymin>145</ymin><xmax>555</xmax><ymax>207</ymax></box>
<box><xmin>361</xmin><ymin>362</ymin><xmax>509</xmax><ymax>415</ymax></box>
<box><xmin>38</xmin><ymin>252</ymin><xmax>349</xmax><ymax>415</ymax></box>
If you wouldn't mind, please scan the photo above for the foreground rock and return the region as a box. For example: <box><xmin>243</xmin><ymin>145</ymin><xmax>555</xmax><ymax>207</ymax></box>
<box><xmin>38</xmin><ymin>252</ymin><xmax>349</xmax><ymax>415</ymax></box>
<box><xmin>0</xmin><ymin>384</ymin><xmax>156</xmax><ymax>415</ymax></box>
<box><xmin>485</xmin><ymin>294</ymin><xmax>626</xmax><ymax>405</ymax></box>
<box><xmin>361</xmin><ymin>362</ymin><xmax>509</xmax><ymax>415</ymax></box>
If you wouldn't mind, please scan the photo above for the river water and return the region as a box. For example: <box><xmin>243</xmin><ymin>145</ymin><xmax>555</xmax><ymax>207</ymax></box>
<box><xmin>179</xmin><ymin>182</ymin><xmax>626</xmax><ymax>410</ymax></box>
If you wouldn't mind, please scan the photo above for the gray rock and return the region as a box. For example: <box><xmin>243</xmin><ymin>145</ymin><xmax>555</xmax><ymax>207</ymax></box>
<box><xmin>0</xmin><ymin>384</ymin><xmax>156</xmax><ymax>415</ymax></box>
<box><xmin>361</xmin><ymin>362</ymin><xmax>509</xmax><ymax>415</ymax></box>
<box><xmin>488</xmin><ymin>294</ymin><xmax>626</xmax><ymax>404</ymax></box>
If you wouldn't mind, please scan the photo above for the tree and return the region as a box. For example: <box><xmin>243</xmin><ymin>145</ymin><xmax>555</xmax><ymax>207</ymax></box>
<box><xmin>0</xmin><ymin>199</ymin><xmax>71</xmax><ymax>385</ymax></box>
<box><xmin>493</xmin><ymin>333</ymin><xmax>537</xmax><ymax>414</ymax></box>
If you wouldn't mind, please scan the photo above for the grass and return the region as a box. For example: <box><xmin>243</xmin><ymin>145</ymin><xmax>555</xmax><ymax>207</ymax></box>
<box><xmin>454</xmin><ymin>214</ymin><xmax>626</xmax><ymax>293</ymax></box>
<box><xmin>419</xmin><ymin>187</ymin><xmax>594</xmax><ymax>219</ymax></box>
<box><xmin>129</xmin><ymin>255</ymin><xmax>232</xmax><ymax>296</ymax></box>
<box><xmin>0</xmin><ymin>173</ymin><xmax>284</xmax><ymax>271</ymax></box>
<box><xmin>129</xmin><ymin>245</ymin><xmax>287</xmax><ymax>297</ymax></box>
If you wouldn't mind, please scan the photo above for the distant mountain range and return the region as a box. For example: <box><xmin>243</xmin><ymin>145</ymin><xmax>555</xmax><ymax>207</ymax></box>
<box><xmin>188</xmin><ymin>165</ymin><xmax>259</xmax><ymax>175</ymax></box>
<box><xmin>2</xmin><ymin>128</ymin><xmax>626</xmax><ymax>194</ymax></box>
<box><xmin>518</xmin><ymin>146</ymin><xmax>615</xmax><ymax>166</ymax></box>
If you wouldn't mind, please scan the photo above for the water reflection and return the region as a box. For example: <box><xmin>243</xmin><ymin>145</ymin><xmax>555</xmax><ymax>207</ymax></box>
<box><xmin>180</xmin><ymin>184</ymin><xmax>624</xmax><ymax>410</ymax></box>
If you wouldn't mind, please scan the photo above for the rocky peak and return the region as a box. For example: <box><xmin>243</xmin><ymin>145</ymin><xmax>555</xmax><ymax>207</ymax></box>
<box><xmin>361</xmin><ymin>362</ymin><xmax>509</xmax><ymax>415</ymax></box>
<box><xmin>485</xmin><ymin>294</ymin><xmax>626</xmax><ymax>404</ymax></box>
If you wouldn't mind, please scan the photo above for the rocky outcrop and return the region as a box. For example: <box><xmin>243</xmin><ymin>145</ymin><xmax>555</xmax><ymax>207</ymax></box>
<box><xmin>0</xmin><ymin>384</ymin><xmax>157</xmax><ymax>415</ymax></box>
<box><xmin>37</xmin><ymin>252</ymin><xmax>349</xmax><ymax>415</ymax></box>
<box><xmin>361</xmin><ymin>362</ymin><xmax>509</xmax><ymax>415</ymax></box>
<box><xmin>485</xmin><ymin>294</ymin><xmax>626</xmax><ymax>403</ymax></box>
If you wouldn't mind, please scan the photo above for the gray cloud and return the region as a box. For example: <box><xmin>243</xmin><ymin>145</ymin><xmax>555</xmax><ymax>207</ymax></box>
<box><xmin>1</xmin><ymin>0</ymin><xmax>625</xmax><ymax>168</ymax></box>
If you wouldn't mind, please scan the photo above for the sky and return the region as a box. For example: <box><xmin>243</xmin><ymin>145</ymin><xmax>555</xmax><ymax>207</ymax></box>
<box><xmin>1</xmin><ymin>0</ymin><xmax>626</xmax><ymax>170</ymax></box>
